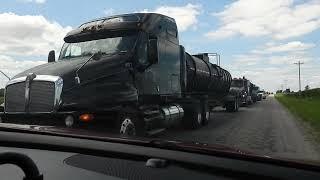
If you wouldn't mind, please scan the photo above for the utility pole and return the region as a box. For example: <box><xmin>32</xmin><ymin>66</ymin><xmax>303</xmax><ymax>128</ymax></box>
<box><xmin>294</xmin><ymin>61</ymin><xmax>304</xmax><ymax>94</ymax></box>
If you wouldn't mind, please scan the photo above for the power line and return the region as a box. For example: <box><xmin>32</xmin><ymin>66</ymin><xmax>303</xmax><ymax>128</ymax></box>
<box><xmin>294</xmin><ymin>61</ymin><xmax>304</xmax><ymax>93</ymax></box>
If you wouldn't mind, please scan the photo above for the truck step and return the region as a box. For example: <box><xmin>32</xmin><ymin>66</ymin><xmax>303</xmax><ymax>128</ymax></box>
<box><xmin>139</xmin><ymin>105</ymin><xmax>159</xmax><ymax>111</ymax></box>
<box><xmin>143</xmin><ymin>110</ymin><xmax>161</xmax><ymax>115</ymax></box>
<box><xmin>147</xmin><ymin>128</ymin><xmax>166</xmax><ymax>136</ymax></box>
<box><xmin>144</xmin><ymin>114</ymin><xmax>163</xmax><ymax>122</ymax></box>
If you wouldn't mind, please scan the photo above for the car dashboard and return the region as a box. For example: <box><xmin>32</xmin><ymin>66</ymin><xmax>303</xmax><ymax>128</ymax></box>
<box><xmin>0</xmin><ymin>130</ymin><xmax>320</xmax><ymax>180</ymax></box>
<box><xmin>0</xmin><ymin>146</ymin><xmax>229</xmax><ymax>180</ymax></box>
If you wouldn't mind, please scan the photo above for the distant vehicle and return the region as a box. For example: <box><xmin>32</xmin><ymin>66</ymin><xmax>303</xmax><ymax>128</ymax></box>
<box><xmin>251</xmin><ymin>84</ymin><xmax>260</xmax><ymax>103</ymax></box>
<box><xmin>284</xmin><ymin>88</ymin><xmax>291</xmax><ymax>93</ymax></box>
<box><xmin>230</xmin><ymin>77</ymin><xmax>253</xmax><ymax>106</ymax></box>
<box><xmin>262</xmin><ymin>93</ymin><xmax>267</xmax><ymax>99</ymax></box>
<box><xmin>257</xmin><ymin>91</ymin><xmax>263</xmax><ymax>101</ymax></box>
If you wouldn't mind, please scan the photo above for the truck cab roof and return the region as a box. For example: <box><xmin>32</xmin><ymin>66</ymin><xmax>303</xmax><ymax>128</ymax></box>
<box><xmin>79</xmin><ymin>13</ymin><xmax>175</xmax><ymax>28</ymax></box>
<box><xmin>64</xmin><ymin>13</ymin><xmax>178</xmax><ymax>43</ymax></box>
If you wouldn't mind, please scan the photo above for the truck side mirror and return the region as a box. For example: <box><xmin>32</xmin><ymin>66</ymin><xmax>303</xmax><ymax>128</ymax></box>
<box><xmin>148</xmin><ymin>39</ymin><xmax>159</xmax><ymax>64</ymax></box>
<box><xmin>48</xmin><ymin>50</ymin><xmax>55</xmax><ymax>63</ymax></box>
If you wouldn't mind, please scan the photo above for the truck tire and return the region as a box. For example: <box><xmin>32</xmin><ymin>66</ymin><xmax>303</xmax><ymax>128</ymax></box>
<box><xmin>182</xmin><ymin>101</ymin><xmax>202</xmax><ymax>129</ymax></box>
<box><xmin>201</xmin><ymin>99</ymin><xmax>210</xmax><ymax>126</ymax></box>
<box><xmin>226</xmin><ymin>98</ymin><xmax>239</xmax><ymax>112</ymax></box>
<box><xmin>235</xmin><ymin>98</ymin><xmax>239</xmax><ymax>112</ymax></box>
<box><xmin>247</xmin><ymin>98</ymin><xmax>253</xmax><ymax>105</ymax></box>
<box><xmin>118</xmin><ymin>112</ymin><xmax>145</xmax><ymax>136</ymax></box>
<box><xmin>226</xmin><ymin>101</ymin><xmax>234</xmax><ymax>112</ymax></box>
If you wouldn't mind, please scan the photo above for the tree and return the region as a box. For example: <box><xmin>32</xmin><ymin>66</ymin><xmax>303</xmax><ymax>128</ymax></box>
<box><xmin>305</xmin><ymin>85</ymin><xmax>310</xmax><ymax>91</ymax></box>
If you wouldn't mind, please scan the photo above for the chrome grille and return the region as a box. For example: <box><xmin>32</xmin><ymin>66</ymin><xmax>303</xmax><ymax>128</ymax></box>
<box><xmin>4</xmin><ymin>75</ymin><xmax>63</xmax><ymax>113</ymax></box>
<box><xmin>5</xmin><ymin>82</ymin><xmax>26</xmax><ymax>112</ymax></box>
<box><xmin>29</xmin><ymin>81</ymin><xmax>55</xmax><ymax>112</ymax></box>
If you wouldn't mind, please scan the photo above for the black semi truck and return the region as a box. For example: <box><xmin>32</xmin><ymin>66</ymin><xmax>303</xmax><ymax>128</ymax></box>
<box><xmin>0</xmin><ymin>13</ymin><xmax>238</xmax><ymax>136</ymax></box>
<box><xmin>251</xmin><ymin>84</ymin><xmax>260</xmax><ymax>103</ymax></box>
<box><xmin>230</xmin><ymin>77</ymin><xmax>253</xmax><ymax>106</ymax></box>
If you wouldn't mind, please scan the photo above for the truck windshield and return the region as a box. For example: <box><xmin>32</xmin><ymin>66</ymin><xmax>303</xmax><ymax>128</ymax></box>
<box><xmin>59</xmin><ymin>33</ymin><xmax>138</xmax><ymax>60</ymax></box>
<box><xmin>231</xmin><ymin>80</ymin><xmax>243</xmax><ymax>87</ymax></box>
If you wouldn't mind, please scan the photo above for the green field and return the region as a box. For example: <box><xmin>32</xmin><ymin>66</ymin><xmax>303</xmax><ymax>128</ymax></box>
<box><xmin>275</xmin><ymin>90</ymin><xmax>320</xmax><ymax>136</ymax></box>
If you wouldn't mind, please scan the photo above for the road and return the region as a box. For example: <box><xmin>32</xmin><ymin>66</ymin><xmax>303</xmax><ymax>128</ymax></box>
<box><xmin>156</xmin><ymin>96</ymin><xmax>320</xmax><ymax>161</ymax></box>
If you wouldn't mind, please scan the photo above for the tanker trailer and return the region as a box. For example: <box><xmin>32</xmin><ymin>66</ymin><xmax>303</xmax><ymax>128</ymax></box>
<box><xmin>185</xmin><ymin>53</ymin><xmax>240</xmax><ymax>112</ymax></box>
<box><xmin>0</xmin><ymin>13</ymin><xmax>235</xmax><ymax>136</ymax></box>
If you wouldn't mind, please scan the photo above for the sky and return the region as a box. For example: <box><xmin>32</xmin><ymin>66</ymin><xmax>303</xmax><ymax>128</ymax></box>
<box><xmin>0</xmin><ymin>0</ymin><xmax>319</xmax><ymax>92</ymax></box>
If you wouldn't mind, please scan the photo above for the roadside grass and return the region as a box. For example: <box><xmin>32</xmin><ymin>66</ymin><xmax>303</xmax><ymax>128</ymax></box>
<box><xmin>0</xmin><ymin>96</ymin><xmax>3</xmax><ymax>104</ymax></box>
<box><xmin>275</xmin><ymin>92</ymin><xmax>320</xmax><ymax>137</ymax></box>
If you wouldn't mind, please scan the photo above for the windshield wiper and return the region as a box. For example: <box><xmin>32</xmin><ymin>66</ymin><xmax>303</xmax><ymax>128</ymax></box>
<box><xmin>74</xmin><ymin>52</ymin><xmax>102</xmax><ymax>84</ymax></box>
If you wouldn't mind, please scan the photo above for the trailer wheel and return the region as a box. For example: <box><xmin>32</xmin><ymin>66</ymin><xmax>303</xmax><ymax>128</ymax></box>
<box><xmin>183</xmin><ymin>101</ymin><xmax>202</xmax><ymax>129</ymax></box>
<box><xmin>226</xmin><ymin>99</ymin><xmax>237</xmax><ymax>112</ymax></box>
<box><xmin>201</xmin><ymin>99</ymin><xmax>210</xmax><ymax>126</ymax></box>
<box><xmin>118</xmin><ymin>112</ymin><xmax>145</xmax><ymax>136</ymax></box>
<box><xmin>235</xmin><ymin>98</ymin><xmax>240</xmax><ymax>112</ymax></box>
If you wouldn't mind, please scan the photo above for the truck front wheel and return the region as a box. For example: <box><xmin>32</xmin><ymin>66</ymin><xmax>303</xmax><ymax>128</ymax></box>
<box><xmin>118</xmin><ymin>112</ymin><xmax>145</xmax><ymax>136</ymax></box>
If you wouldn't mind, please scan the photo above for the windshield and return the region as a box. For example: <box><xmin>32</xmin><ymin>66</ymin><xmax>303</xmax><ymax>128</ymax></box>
<box><xmin>231</xmin><ymin>80</ymin><xmax>243</xmax><ymax>87</ymax></box>
<box><xmin>59</xmin><ymin>33</ymin><xmax>138</xmax><ymax>59</ymax></box>
<box><xmin>1</xmin><ymin>1</ymin><xmax>320</xmax><ymax>172</ymax></box>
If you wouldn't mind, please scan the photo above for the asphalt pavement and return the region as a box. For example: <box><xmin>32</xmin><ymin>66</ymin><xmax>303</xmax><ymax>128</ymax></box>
<box><xmin>156</xmin><ymin>96</ymin><xmax>320</xmax><ymax>161</ymax></box>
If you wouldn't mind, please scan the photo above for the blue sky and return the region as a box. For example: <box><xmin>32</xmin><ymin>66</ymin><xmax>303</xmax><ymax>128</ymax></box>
<box><xmin>0</xmin><ymin>0</ymin><xmax>319</xmax><ymax>91</ymax></box>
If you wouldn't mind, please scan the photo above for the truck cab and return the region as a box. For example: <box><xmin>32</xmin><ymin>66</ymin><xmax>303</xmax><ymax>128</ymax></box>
<box><xmin>231</xmin><ymin>77</ymin><xmax>252</xmax><ymax>106</ymax></box>
<box><xmin>251</xmin><ymin>85</ymin><xmax>260</xmax><ymax>102</ymax></box>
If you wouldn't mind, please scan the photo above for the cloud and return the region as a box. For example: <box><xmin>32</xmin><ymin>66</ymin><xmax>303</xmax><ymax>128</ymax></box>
<box><xmin>104</xmin><ymin>8</ymin><xmax>115</xmax><ymax>16</ymax></box>
<box><xmin>229</xmin><ymin>65</ymin><xmax>297</xmax><ymax>92</ymax></box>
<box><xmin>0</xmin><ymin>13</ymin><xmax>72</xmax><ymax>56</ymax></box>
<box><xmin>252</xmin><ymin>41</ymin><xmax>316</xmax><ymax>54</ymax></box>
<box><xmin>232</xmin><ymin>54</ymin><xmax>262</xmax><ymax>66</ymax></box>
<box><xmin>0</xmin><ymin>13</ymin><xmax>72</xmax><ymax>88</ymax></box>
<box><xmin>205</xmin><ymin>0</ymin><xmax>320</xmax><ymax>40</ymax></box>
<box><xmin>23</xmin><ymin>0</ymin><xmax>46</xmax><ymax>4</ymax></box>
<box><xmin>227</xmin><ymin>52</ymin><xmax>318</xmax><ymax>91</ymax></box>
<box><xmin>140</xmin><ymin>3</ymin><xmax>202</xmax><ymax>31</ymax></box>
<box><xmin>268</xmin><ymin>55</ymin><xmax>312</xmax><ymax>65</ymax></box>
<box><xmin>0</xmin><ymin>55</ymin><xmax>45</xmax><ymax>88</ymax></box>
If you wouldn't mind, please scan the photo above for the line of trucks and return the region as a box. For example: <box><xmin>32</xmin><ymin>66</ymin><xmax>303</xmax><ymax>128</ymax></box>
<box><xmin>0</xmin><ymin>13</ymin><xmax>265</xmax><ymax>136</ymax></box>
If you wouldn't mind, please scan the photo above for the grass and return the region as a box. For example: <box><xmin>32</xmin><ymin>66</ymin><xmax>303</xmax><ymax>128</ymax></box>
<box><xmin>0</xmin><ymin>96</ymin><xmax>3</xmax><ymax>104</ymax></box>
<box><xmin>275</xmin><ymin>92</ymin><xmax>320</xmax><ymax>134</ymax></box>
